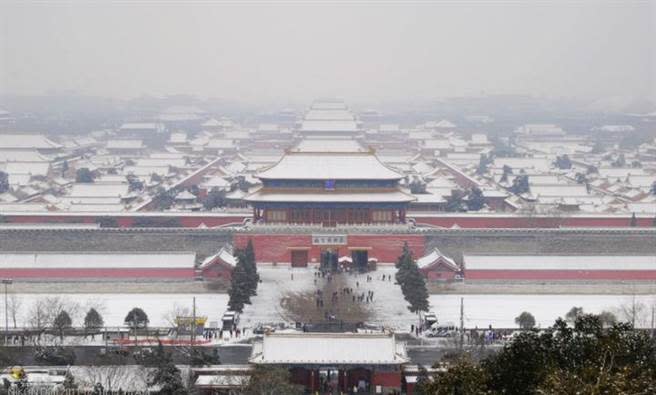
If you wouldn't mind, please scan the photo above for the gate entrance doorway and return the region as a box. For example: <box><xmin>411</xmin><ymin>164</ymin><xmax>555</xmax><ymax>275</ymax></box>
<box><xmin>320</xmin><ymin>249</ymin><xmax>338</xmax><ymax>272</ymax></box>
<box><xmin>318</xmin><ymin>368</ymin><xmax>339</xmax><ymax>394</ymax></box>
<box><xmin>351</xmin><ymin>250</ymin><xmax>369</xmax><ymax>272</ymax></box>
<box><xmin>290</xmin><ymin>249</ymin><xmax>309</xmax><ymax>267</ymax></box>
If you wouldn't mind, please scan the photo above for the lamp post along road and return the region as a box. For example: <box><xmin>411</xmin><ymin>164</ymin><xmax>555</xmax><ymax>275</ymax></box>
<box><xmin>2</xmin><ymin>279</ymin><xmax>13</xmax><ymax>345</ymax></box>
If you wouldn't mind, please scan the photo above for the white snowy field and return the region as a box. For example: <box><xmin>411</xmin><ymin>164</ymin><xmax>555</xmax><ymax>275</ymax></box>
<box><xmin>345</xmin><ymin>270</ymin><xmax>416</xmax><ymax>330</ymax></box>
<box><xmin>7</xmin><ymin>268</ymin><xmax>655</xmax><ymax>331</ymax></box>
<box><xmin>5</xmin><ymin>293</ymin><xmax>229</xmax><ymax>328</ymax></box>
<box><xmin>429</xmin><ymin>294</ymin><xmax>656</xmax><ymax>329</ymax></box>
<box><xmin>240</xmin><ymin>266</ymin><xmax>317</xmax><ymax>327</ymax></box>
<box><xmin>240</xmin><ymin>266</ymin><xmax>417</xmax><ymax>330</ymax></box>
<box><xmin>237</xmin><ymin>267</ymin><xmax>656</xmax><ymax>331</ymax></box>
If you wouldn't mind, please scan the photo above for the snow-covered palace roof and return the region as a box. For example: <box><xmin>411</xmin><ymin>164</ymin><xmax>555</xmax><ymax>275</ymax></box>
<box><xmin>244</xmin><ymin>188</ymin><xmax>416</xmax><ymax>203</ymax></box>
<box><xmin>417</xmin><ymin>248</ymin><xmax>459</xmax><ymax>271</ymax></box>
<box><xmin>256</xmin><ymin>151</ymin><xmax>403</xmax><ymax>180</ymax></box>
<box><xmin>250</xmin><ymin>333</ymin><xmax>408</xmax><ymax>365</ymax></box>
<box><xmin>464</xmin><ymin>255</ymin><xmax>656</xmax><ymax>271</ymax></box>
<box><xmin>200</xmin><ymin>245</ymin><xmax>237</xmax><ymax>269</ymax></box>
<box><xmin>0</xmin><ymin>252</ymin><xmax>196</xmax><ymax>269</ymax></box>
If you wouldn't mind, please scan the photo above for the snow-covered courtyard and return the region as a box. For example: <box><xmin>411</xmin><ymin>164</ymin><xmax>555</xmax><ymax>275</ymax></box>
<box><xmin>239</xmin><ymin>266</ymin><xmax>416</xmax><ymax>330</ymax></box>
<box><xmin>430</xmin><ymin>294</ymin><xmax>656</xmax><ymax>329</ymax></box>
<box><xmin>5</xmin><ymin>293</ymin><xmax>229</xmax><ymax>328</ymax></box>
<box><xmin>240</xmin><ymin>266</ymin><xmax>318</xmax><ymax>327</ymax></box>
<box><xmin>241</xmin><ymin>266</ymin><xmax>656</xmax><ymax>330</ymax></box>
<box><xmin>7</xmin><ymin>267</ymin><xmax>656</xmax><ymax>332</ymax></box>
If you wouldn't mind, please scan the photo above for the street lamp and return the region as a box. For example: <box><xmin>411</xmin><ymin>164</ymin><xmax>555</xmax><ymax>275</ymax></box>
<box><xmin>2</xmin><ymin>279</ymin><xmax>13</xmax><ymax>345</ymax></box>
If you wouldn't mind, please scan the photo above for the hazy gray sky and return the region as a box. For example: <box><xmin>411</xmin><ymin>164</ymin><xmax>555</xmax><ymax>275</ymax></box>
<box><xmin>1</xmin><ymin>1</ymin><xmax>654</xmax><ymax>103</ymax></box>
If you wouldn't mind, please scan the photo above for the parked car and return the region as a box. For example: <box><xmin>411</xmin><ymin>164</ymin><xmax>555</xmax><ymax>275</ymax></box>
<box><xmin>252</xmin><ymin>324</ymin><xmax>276</xmax><ymax>335</ymax></box>
<box><xmin>221</xmin><ymin>311</ymin><xmax>240</xmax><ymax>330</ymax></box>
<box><xmin>427</xmin><ymin>322</ymin><xmax>458</xmax><ymax>337</ymax></box>
<box><xmin>422</xmin><ymin>312</ymin><xmax>438</xmax><ymax>330</ymax></box>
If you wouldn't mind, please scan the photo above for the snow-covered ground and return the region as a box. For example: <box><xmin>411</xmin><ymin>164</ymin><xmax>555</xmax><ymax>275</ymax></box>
<box><xmin>430</xmin><ymin>294</ymin><xmax>656</xmax><ymax>329</ymax></box>
<box><xmin>345</xmin><ymin>270</ymin><xmax>416</xmax><ymax>330</ymax></box>
<box><xmin>6</xmin><ymin>293</ymin><xmax>229</xmax><ymax>328</ymax></box>
<box><xmin>8</xmin><ymin>268</ymin><xmax>656</xmax><ymax>332</ymax></box>
<box><xmin>240</xmin><ymin>266</ymin><xmax>417</xmax><ymax>330</ymax></box>
<box><xmin>240</xmin><ymin>266</ymin><xmax>317</xmax><ymax>327</ymax></box>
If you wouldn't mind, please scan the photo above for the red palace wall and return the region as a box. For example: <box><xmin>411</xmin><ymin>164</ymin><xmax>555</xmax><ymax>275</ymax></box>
<box><xmin>372</xmin><ymin>371</ymin><xmax>402</xmax><ymax>388</ymax></box>
<box><xmin>0</xmin><ymin>268</ymin><xmax>196</xmax><ymax>279</ymax></box>
<box><xmin>422</xmin><ymin>269</ymin><xmax>458</xmax><ymax>281</ymax></box>
<box><xmin>466</xmin><ymin>270</ymin><xmax>656</xmax><ymax>281</ymax></box>
<box><xmin>233</xmin><ymin>234</ymin><xmax>425</xmax><ymax>265</ymax></box>
<box><xmin>200</xmin><ymin>265</ymin><xmax>233</xmax><ymax>280</ymax></box>
<box><xmin>1</xmin><ymin>213</ymin><xmax>652</xmax><ymax>228</ymax></box>
<box><xmin>413</xmin><ymin>215</ymin><xmax>654</xmax><ymax>228</ymax></box>
<box><xmin>4</xmin><ymin>214</ymin><xmax>248</xmax><ymax>228</ymax></box>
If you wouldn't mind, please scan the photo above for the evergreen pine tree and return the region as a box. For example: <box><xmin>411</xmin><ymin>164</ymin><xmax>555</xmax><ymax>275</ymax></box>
<box><xmin>510</xmin><ymin>175</ymin><xmax>530</xmax><ymax>195</ymax></box>
<box><xmin>500</xmin><ymin>165</ymin><xmax>513</xmax><ymax>184</ymax></box>
<box><xmin>467</xmin><ymin>187</ymin><xmax>485</xmax><ymax>211</ymax></box>
<box><xmin>515</xmin><ymin>311</ymin><xmax>536</xmax><ymax>329</ymax></box>
<box><xmin>414</xmin><ymin>366</ymin><xmax>431</xmax><ymax>395</ymax></box>
<box><xmin>395</xmin><ymin>242</ymin><xmax>414</xmax><ymax>287</ymax></box>
<box><xmin>75</xmin><ymin>168</ymin><xmax>95</xmax><ymax>183</ymax></box>
<box><xmin>395</xmin><ymin>242</ymin><xmax>412</xmax><ymax>269</ymax></box>
<box><xmin>124</xmin><ymin>307</ymin><xmax>149</xmax><ymax>328</ymax></box>
<box><xmin>62</xmin><ymin>369</ymin><xmax>77</xmax><ymax>390</ymax></box>
<box><xmin>227</xmin><ymin>263</ymin><xmax>251</xmax><ymax>313</ymax></box>
<box><xmin>92</xmin><ymin>383</ymin><xmax>104</xmax><ymax>395</ymax></box>
<box><xmin>243</xmin><ymin>239</ymin><xmax>259</xmax><ymax>295</ymax></box>
<box><xmin>53</xmin><ymin>310</ymin><xmax>72</xmax><ymax>340</ymax></box>
<box><xmin>401</xmin><ymin>262</ymin><xmax>430</xmax><ymax>314</ymax></box>
<box><xmin>445</xmin><ymin>190</ymin><xmax>466</xmax><ymax>212</ymax></box>
<box><xmin>395</xmin><ymin>242</ymin><xmax>429</xmax><ymax>314</ymax></box>
<box><xmin>0</xmin><ymin>171</ymin><xmax>9</xmax><ymax>194</ymax></box>
<box><xmin>84</xmin><ymin>308</ymin><xmax>104</xmax><ymax>330</ymax></box>
<box><xmin>150</xmin><ymin>342</ymin><xmax>186</xmax><ymax>395</ymax></box>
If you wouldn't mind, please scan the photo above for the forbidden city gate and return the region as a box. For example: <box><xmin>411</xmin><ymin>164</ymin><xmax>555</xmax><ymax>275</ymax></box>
<box><xmin>351</xmin><ymin>249</ymin><xmax>369</xmax><ymax>272</ymax></box>
<box><xmin>320</xmin><ymin>249</ymin><xmax>339</xmax><ymax>272</ymax></box>
<box><xmin>290</xmin><ymin>248</ymin><xmax>309</xmax><ymax>268</ymax></box>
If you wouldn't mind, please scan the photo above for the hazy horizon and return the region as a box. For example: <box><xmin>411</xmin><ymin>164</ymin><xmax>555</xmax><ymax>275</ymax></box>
<box><xmin>1</xmin><ymin>1</ymin><xmax>654</xmax><ymax>104</ymax></box>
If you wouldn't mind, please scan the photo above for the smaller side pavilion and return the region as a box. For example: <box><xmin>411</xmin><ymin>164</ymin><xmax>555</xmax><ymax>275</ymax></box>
<box><xmin>416</xmin><ymin>248</ymin><xmax>460</xmax><ymax>281</ymax></box>
<box><xmin>250</xmin><ymin>332</ymin><xmax>409</xmax><ymax>394</ymax></box>
<box><xmin>199</xmin><ymin>244</ymin><xmax>237</xmax><ymax>280</ymax></box>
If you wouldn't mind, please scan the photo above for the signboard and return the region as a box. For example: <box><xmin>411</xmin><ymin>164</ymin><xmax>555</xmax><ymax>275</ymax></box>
<box><xmin>312</xmin><ymin>234</ymin><xmax>347</xmax><ymax>245</ymax></box>
<box><xmin>324</xmin><ymin>179</ymin><xmax>336</xmax><ymax>190</ymax></box>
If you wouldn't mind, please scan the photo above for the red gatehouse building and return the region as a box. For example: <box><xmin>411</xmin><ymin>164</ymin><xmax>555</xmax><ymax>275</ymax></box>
<box><xmin>233</xmin><ymin>232</ymin><xmax>425</xmax><ymax>270</ymax></box>
<box><xmin>249</xmin><ymin>332</ymin><xmax>409</xmax><ymax>394</ymax></box>
<box><xmin>244</xmin><ymin>140</ymin><xmax>415</xmax><ymax>227</ymax></box>
<box><xmin>241</xmin><ymin>139</ymin><xmax>418</xmax><ymax>269</ymax></box>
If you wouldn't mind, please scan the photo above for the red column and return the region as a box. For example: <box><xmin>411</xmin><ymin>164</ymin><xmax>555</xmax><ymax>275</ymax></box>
<box><xmin>309</xmin><ymin>369</ymin><xmax>315</xmax><ymax>391</ymax></box>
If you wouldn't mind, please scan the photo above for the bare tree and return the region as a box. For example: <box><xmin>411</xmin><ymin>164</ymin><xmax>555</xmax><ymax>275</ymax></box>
<box><xmin>7</xmin><ymin>294</ymin><xmax>22</xmax><ymax>329</ymax></box>
<box><xmin>617</xmin><ymin>297</ymin><xmax>648</xmax><ymax>328</ymax></box>
<box><xmin>163</xmin><ymin>303</ymin><xmax>192</xmax><ymax>332</ymax></box>
<box><xmin>26</xmin><ymin>297</ymin><xmax>81</xmax><ymax>343</ymax></box>
<box><xmin>78</xmin><ymin>365</ymin><xmax>149</xmax><ymax>393</ymax></box>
